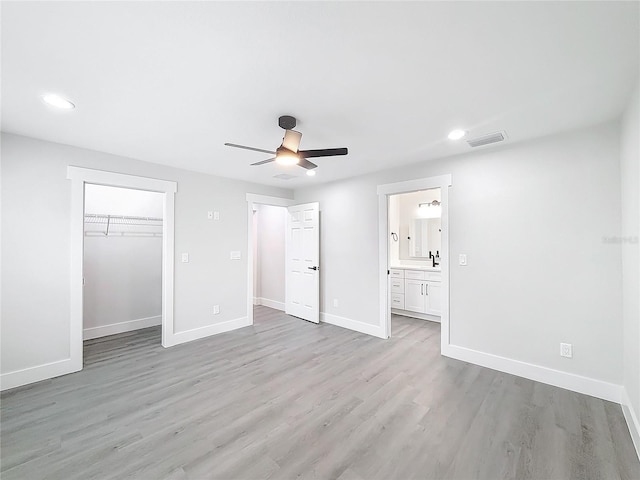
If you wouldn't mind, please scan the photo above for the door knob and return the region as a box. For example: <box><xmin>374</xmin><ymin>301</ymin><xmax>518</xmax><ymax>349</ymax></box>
<box><xmin>308</xmin><ymin>266</ymin><xmax>319</xmax><ymax>271</ymax></box>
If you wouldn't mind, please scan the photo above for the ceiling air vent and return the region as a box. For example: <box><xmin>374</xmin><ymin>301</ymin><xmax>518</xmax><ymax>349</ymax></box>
<box><xmin>467</xmin><ymin>131</ymin><xmax>507</xmax><ymax>148</ymax></box>
<box><xmin>273</xmin><ymin>173</ymin><xmax>297</xmax><ymax>180</ymax></box>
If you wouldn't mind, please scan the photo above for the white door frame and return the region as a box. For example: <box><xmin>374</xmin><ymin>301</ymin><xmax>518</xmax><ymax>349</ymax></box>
<box><xmin>377</xmin><ymin>174</ymin><xmax>452</xmax><ymax>348</ymax></box>
<box><xmin>67</xmin><ymin>166</ymin><xmax>178</xmax><ymax>373</ymax></box>
<box><xmin>246</xmin><ymin>193</ymin><xmax>296</xmax><ymax>325</ymax></box>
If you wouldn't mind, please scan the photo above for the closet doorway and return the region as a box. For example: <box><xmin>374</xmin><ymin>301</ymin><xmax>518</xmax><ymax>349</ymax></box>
<box><xmin>68</xmin><ymin>166</ymin><xmax>177</xmax><ymax>376</ymax></box>
<box><xmin>83</xmin><ymin>184</ymin><xmax>164</xmax><ymax>342</ymax></box>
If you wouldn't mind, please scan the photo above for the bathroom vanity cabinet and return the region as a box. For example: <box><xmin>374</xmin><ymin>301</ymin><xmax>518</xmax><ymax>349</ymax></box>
<box><xmin>390</xmin><ymin>268</ymin><xmax>441</xmax><ymax>319</ymax></box>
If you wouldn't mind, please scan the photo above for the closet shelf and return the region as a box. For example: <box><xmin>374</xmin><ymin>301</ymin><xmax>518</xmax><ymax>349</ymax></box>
<box><xmin>84</xmin><ymin>214</ymin><xmax>163</xmax><ymax>237</ymax></box>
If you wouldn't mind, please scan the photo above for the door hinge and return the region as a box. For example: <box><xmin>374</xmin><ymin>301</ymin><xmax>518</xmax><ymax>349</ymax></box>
<box><xmin>387</xmin><ymin>269</ymin><xmax>390</xmax><ymax>275</ymax></box>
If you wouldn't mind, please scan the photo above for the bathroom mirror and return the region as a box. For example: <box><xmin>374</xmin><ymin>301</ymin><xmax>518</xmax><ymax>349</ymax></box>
<box><xmin>409</xmin><ymin>217</ymin><xmax>441</xmax><ymax>258</ymax></box>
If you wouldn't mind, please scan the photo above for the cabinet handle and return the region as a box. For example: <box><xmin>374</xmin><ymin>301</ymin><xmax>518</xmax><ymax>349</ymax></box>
<box><xmin>425</xmin><ymin>283</ymin><xmax>428</xmax><ymax>295</ymax></box>
<box><xmin>421</xmin><ymin>284</ymin><xmax>423</xmax><ymax>295</ymax></box>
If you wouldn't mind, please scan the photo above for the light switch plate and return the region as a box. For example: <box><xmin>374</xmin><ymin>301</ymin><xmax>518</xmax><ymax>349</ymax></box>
<box><xmin>207</xmin><ymin>211</ymin><xmax>213</xmax><ymax>220</ymax></box>
<box><xmin>459</xmin><ymin>254</ymin><xmax>467</xmax><ymax>266</ymax></box>
<box><xmin>214</xmin><ymin>211</ymin><xmax>220</xmax><ymax>220</ymax></box>
<box><xmin>213</xmin><ymin>305</ymin><xmax>220</xmax><ymax>315</ymax></box>
<box><xmin>181</xmin><ymin>253</ymin><xmax>189</xmax><ymax>263</ymax></box>
<box><xmin>230</xmin><ymin>251</ymin><xmax>241</xmax><ymax>260</ymax></box>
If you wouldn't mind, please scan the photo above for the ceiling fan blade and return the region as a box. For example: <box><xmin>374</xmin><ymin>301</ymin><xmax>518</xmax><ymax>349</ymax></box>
<box><xmin>224</xmin><ymin>143</ymin><xmax>276</xmax><ymax>155</ymax></box>
<box><xmin>298</xmin><ymin>147</ymin><xmax>348</xmax><ymax>158</ymax></box>
<box><xmin>281</xmin><ymin>130</ymin><xmax>302</xmax><ymax>152</ymax></box>
<box><xmin>250</xmin><ymin>157</ymin><xmax>276</xmax><ymax>166</ymax></box>
<box><xmin>298</xmin><ymin>158</ymin><xmax>318</xmax><ymax>170</ymax></box>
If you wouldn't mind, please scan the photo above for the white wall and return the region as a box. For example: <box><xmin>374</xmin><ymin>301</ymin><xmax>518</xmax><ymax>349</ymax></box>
<box><xmin>0</xmin><ymin>133</ymin><xmax>291</xmax><ymax>379</ymax></box>
<box><xmin>620</xmin><ymin>80</ymin><xmax>640</xmax><ymax>453</ymax></box>
<box><xmin>294</xmin><ymin>122</ymin><xmax>623</xmax><ymax>386</ymax></box>
<box><xmin>83</xmin><ymin>185</ymin><xmax>163</xmax><ymax>338</ymax></box>
<box><xmin>389</xmin><ymin>194</ymin><xmax>400</xmax><ymax>264</ymax></box>
<box><xmin>255</xmin><ymin>204</ymin><xmax>286</xmax><ymax>309</ymax></box>
<box><xmin>85</xmin><ymin>184</ymin><xmax>164</xmax><ymax>217</ymax></box>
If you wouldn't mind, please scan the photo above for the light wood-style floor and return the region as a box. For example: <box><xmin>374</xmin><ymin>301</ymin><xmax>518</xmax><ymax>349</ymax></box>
<box><xmin>1</xmin><ymin>306</ymin><xmax>638</xmax><ymax>479</ymax></box>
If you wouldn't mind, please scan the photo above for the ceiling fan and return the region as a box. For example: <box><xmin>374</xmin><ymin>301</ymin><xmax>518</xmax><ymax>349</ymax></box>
<box><xmin>224</xmin><ymin>115</ymin><xmax>348</xmax><ymax>171</ymax></box>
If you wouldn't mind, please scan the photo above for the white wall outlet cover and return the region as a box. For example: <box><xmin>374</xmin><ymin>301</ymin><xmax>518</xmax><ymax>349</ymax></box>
<box><xmin>230</xmin><ymin>251</ymin><xmax>241</xmax><ymax>260</ymax></box>
<box><xmin>459</xmin><ymin>254</ymin><xmax>467</xmax><ymax>266</ymax></box>
<box><xmin>560</xmin><ymin>343</ymin><xmax>573</xmax><ymax>358</ymax></box>
<box><xmin>333</xmin><ymin>299</ymin><xmax>339</xmax><ymax>307</ymax></box>
<box><xmin>181</xmin><ymin>253</ymin><xmax>189</xmax><ymax>263</ymax></box>
<box><xmin>213</xmin><ymin>305</ymin><xmax>220</xmax><ymax>314</ymax></box>
<box><xmin>214</xmin><ymin>211</ymin><xmax>220</xmax><ymax>220</ymax></box>
<box><xmin>207</xmin><ymin>211</ymin><xmax>213</xmax><ymax>219</ymax></box>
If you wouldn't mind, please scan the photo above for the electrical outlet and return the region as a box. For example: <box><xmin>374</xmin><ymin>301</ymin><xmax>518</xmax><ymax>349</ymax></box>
<box><xmin>333</xmin><ymin>299</ymin><xmax>339</xmax><ymax>308</ymax></box>
<box><xmin>459</xmin><ymin>254</ymin><xmax>467</xmax><ymax>266</ymax></box>
<box><xmin>207</xmin><ymin>211</ymin><xmax>213</xmax><ymax>219</ymax></box>
<box><xmin>214</xmin><ymin>211</ymin><xmax>220</xmax><ymax>220</ymax></box>
<box><xmin>560</xmin><ymin>343</ymin><xmax>572</xmax><ymax>358</ymax></box>
<box><xmin>181</xmin><ymin>253</ymin><xmax>189</xmax><ymax>263</ymax></box>
<box><xmin>213</xmin><ymin>305</ymin><xmax>220</xmax><ymax>315</ymax></box>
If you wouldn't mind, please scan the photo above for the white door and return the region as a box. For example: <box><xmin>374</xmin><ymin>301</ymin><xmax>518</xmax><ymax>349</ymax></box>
<box><xmin>285</xmin><ymin>202</ymin><xmax>320</xmax><ymax>323</ymax></box>
<box><xmin>404</xmin><ymin>279</ymin><xmax>426</xmax><ymax>313</ymax></box>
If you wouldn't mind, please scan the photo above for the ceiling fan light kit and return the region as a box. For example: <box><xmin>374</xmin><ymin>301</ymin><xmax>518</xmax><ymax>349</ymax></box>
<box><xmin>225</xmin><ymin>115</ymin><xmax>348</xmax><ymax>172</ymax></box>
<box><xmin>275</xmin><ymin>147</ymin><xmax>300</xmax><ymax>166</ymax></box>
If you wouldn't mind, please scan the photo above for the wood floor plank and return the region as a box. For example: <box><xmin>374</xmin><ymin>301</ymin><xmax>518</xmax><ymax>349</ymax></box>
<box><xmin>1</xmin><ymin>308</ymin><xmax>638</xmax><ymax>480</ymax></box>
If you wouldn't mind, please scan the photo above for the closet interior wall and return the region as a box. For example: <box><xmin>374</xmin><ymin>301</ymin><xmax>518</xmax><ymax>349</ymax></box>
<box><xmin>83</xmin><ymin>184</ymin><xmax>164</xmax><ymax>339</ymax></box>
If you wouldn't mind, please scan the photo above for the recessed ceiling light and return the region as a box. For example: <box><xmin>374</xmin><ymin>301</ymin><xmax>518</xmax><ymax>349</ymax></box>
<box><xmin>448</xmin><ymin>129</ymin><xmax>467</xmax><ymax>140</ymax></box>
<box><xmin>41</xmin><ymin>94</ymin><xmax>75</xmax><ymax>110</ymax></box>
<box><xmin>306</xmin><ymin>170</ymin><xmax>316</xmax><ymax>177</ymax></box>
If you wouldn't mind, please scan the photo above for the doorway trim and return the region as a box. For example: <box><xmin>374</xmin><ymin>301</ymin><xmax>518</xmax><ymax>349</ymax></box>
<box><xmin>246</xmin><ymin>194</ymin><xmax>296</xmax><ymax>325</ymax></box>
<box><xmin>377</xmin><ymin>174</ymin><xmax>452</xmax><ymax>347</ymax></box>
<box><xmin>67</xmin><ymin>166</ymin><xmax>178</xmax><ymax>373</ymax></box>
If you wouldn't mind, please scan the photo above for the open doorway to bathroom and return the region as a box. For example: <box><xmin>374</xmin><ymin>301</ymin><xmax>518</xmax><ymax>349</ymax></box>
<box><xmin>377</xmin><ymin>174</ymin><xmax>451</xmax><ymax>347</ymax></box>
<box><xmin>388</xmin><ymin>188</ymin><xmax>443</xmax><ymax>338</ymax></box>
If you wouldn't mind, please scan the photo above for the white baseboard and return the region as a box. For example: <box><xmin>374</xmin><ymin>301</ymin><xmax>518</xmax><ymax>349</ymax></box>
<box><xmin>169</xmin><ymin>316</ymin><xmax>250</xmax><ymax>346</ymax></box>
<box><xmin>321</xmin><ymin>312</ymin><xmax>386</xmax><ymax>339</ymax></box>
<box><xmin>443</xmin><ymin>344</ymin><xmax>622</xmax><ymax>403</ymax></box>
<box><xmin>0</xmin><ymin>358</ymin><xmax>80</xmax><ymax>392</ymax></box>
<box><xmin>622</xmin><ymin>387</ymin><xmax>640</xmax><ymax>460</ymax></box>
<box><xmin>391</xmin><ymin>309</ymin><xmax>441</xmax><ymax>323</ymax></box>
<box><xmin>258</xmin><ymin>298</ymin><xmax>285</xmax><ymax>311</ymax></box>
<box><xmin>83</xmin><ymin>315</ymin><xmax>162</xmax><ymax>340</ymax></box>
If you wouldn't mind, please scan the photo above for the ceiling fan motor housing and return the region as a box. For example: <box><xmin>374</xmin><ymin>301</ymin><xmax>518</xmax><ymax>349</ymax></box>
<box><xmin>278</xmin><ymin>115</ymin><xmax>297</xmax><ymax>130</ymax></box>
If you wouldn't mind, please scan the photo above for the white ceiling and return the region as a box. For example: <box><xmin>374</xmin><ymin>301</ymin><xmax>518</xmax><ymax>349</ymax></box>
<box><xmin>2</xmin><ymin>2</ymin><xmax>638</xmax><ymax>188</ymax></box>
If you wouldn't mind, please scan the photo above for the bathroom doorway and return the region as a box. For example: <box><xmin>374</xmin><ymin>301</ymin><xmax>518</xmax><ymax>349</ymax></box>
<box><xmin>388</xmin><ymin>188</ymin><xmax>443</xmax><ymax>333</ymax></box>
<box><xmin>377</xmin><ymin>175</ymin><xmax>452</xmax><ymax>347</ymax></box>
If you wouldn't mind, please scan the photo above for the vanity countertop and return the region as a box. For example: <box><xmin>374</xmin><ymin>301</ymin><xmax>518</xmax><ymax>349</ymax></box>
<box><xmin>390</xmin><ymin>265</ymin><xmax>441</xmax><ymax>272</ymax></box>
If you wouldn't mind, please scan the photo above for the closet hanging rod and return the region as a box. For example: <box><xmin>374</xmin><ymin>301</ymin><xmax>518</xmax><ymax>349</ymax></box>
<box><xmin>84</xmin><ymin>214</ymin><xmax>163</xmax><ymax>222</ymax></box>
<box><xmin>85</xmin><ymin>231</ymin><xmax>163</xmax><ymax>237</ymax></box>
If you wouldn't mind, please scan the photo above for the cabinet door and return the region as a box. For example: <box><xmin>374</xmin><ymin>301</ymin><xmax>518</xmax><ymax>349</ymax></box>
<box><xmin>404</xmin><ymin>279</ymin><xmax>426</xmax><ymax>313</ymax></box>
<box><xmin>425</xmin><ymin>281</ymin><xmax>442</xmax><ymax>316</ymax></box>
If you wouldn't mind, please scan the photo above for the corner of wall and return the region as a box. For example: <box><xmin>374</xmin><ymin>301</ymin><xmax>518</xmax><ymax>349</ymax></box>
<box><xmin>623</xmin><ymin>387</ymin><xmax>640</xmax><ymax>460</ymax></box>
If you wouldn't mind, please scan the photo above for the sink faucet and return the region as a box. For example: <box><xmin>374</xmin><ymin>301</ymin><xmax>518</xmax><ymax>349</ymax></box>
<box><xmin>430</xmin><ymin>250</ymin><xmax>440</xmax><ymax>268</ymax></box>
